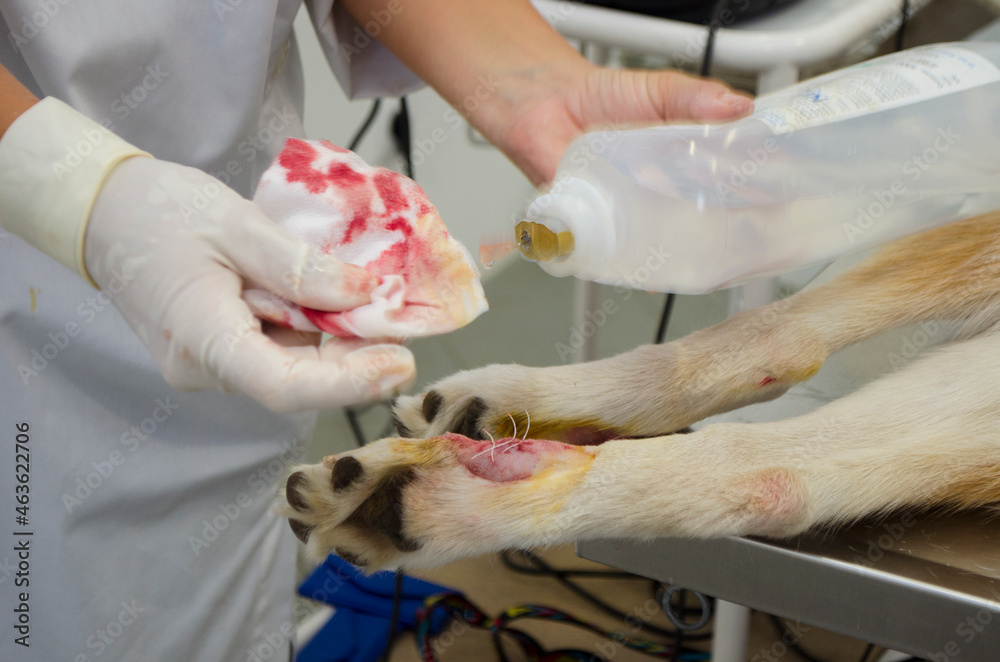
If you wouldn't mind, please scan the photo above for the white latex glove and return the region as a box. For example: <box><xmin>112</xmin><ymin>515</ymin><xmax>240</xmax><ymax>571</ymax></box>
<box><xmin>0</xmin><ymin>98</ymin><xmax>415</xmax><ymax>412</ymax></box>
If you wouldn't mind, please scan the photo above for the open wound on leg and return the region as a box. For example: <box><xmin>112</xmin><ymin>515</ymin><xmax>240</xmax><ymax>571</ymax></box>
<box><xmin>443</xmin><ymin>432</ymin><xmax>594</xmax><ymax>483</ymax></box>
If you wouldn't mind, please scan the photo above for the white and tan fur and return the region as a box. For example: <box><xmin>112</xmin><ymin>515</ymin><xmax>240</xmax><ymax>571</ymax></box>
<box><xmin>280</xmin><ymin>211</ymin><xmax>1000</xmax><ymax>571</ymax></box>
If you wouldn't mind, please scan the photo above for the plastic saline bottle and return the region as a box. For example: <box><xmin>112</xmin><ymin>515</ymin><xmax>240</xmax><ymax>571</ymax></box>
<box><xmin>516</xmin><ymin>42</ymin><xmax>1000</xmax><ymax>293</ymax></box>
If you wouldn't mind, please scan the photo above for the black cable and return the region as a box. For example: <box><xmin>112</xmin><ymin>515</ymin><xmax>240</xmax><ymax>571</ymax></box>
<box><xmin>344</xmin><ymin>407</ymin><xmax>367</xmax><ymax>447</ymax></box>
<box><xmin>348</xmin><ymin>98</ymin><xmax>382</xmax><ymax>152</ymax></box>
<box><xmin>668</xmin><ymin>589</ymin><xmax>685</xmax><ymax>662</ymax></box>
<box><xmin>379</xmin><ymin>570</ymin><xmax>405</xmax><ymax>662</ymax></box>
<box><xmin>392</xmin><ymin>96</ymin><xmax>413</xmax><ymax>179</ymax></box>
<box><xmin>655</xmin><ymin>293</ymin><xmax>676</xmax><ymax>344</ymax></box>
<box><xmin>378</xmin><ymin>102</ymin><xmax>413</xmax><ymax>658</ymax></box>
<box><xmin>859</xmin><ymin>643</ymin><xmax>876</xmax><ymax>662</ymax></box>
<box><xmin>500</xmin><ymin>550</ymin><xmax>641</xmax><ymax>579</ymax></box>
<box><xmin>500</xmin><ymin>550</ymin><xmax>713</xmax><ymax>641</ymax></box>
<box><xmin>657</xmin><ymin>0</ymin><xmax>731</xmax><ymax>347</ymax></box>
<box><xmin>699</xmin><ymin>0</ymin><xmax>731</xmax><ymax>77</ymax></box>
<box><xmin>769</xmin><ymin>614</ymin><xmax>829</xmax><ymax>662</ymax></box>
<box><xmin>896</xmin><ymin>0</ymin><xmax>910</xmax><ymax>53</ymax></box>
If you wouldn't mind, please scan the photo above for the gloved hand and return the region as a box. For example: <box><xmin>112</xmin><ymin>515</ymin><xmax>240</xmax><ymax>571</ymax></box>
<box><xmin>0</xmin><ymin>98</ymin><xmax>415</xmax><ymax>412</ymax></box>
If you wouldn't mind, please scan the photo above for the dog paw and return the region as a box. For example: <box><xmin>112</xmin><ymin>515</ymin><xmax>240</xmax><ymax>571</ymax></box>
<box><xmin>279</xmin><ymin>433</ymin><xmax>596</xmax><ymax>570</ymax></box>
<box><xmin>390</xmin><ymin>363</ymin><xmax>636</xmax><ymax>444</ymax></box>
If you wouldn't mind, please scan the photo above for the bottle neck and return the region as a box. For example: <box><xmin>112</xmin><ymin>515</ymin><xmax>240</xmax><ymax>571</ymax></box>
<box><xmin>523</xmin><ymin>176</ymin><xmax>614</xmax><ymax>280</ymax></box>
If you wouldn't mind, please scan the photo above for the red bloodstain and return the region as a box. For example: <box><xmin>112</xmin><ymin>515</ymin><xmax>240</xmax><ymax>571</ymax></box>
<box><xmin>271</xmin><ymin>140</ymin><xmax>464</xmax><ymax>338</ymax></box>
<box><xmin>385</xmin><ymin>217</ymin><xmax>413</xmax><ymax>238</ymax></box>
<box><xmin>279</xmin><ymin>140</ymin><xmax>329</xmax><ymax>194</ymax></box>
<box><xmin>342</xmin><ymin>212</ymin><xmax>369</xmax><ymax>245</ymax></box>
<box><xmin>369</xmin><ymin>241</ymin><xmax>409</xmax><ymax>275</ymax></box>
<box><xmin>374</xmin><ymin>170</ymin><xmax>407</xmax><ymax>214</ymax></box>
<box><xmin>302</xmin><ymin>308</ymin><xmax>354</xmax><ymax>337</ymax></box>
<box><xmin>327</xmin><ymin>162</ymin><xmax>366</xmax><ymax>186</ymax></box>
<box><xmin>759</xmin><ymin>376</ymin><xmax>777</xmax><ymax>387</ymax></box>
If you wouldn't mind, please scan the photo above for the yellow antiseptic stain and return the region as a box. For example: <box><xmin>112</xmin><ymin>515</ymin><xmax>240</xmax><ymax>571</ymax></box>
<box><xmin>28</xmin><ymin>287</ymin><xmax>38</xmax><ymax>312</ymax></box>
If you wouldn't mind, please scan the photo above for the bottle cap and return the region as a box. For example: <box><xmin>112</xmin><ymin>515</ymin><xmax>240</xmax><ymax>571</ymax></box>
<box><xmin>522</xmin><ymin>176</ymin><xmax>614</xmax><ymax>280</ymax></box>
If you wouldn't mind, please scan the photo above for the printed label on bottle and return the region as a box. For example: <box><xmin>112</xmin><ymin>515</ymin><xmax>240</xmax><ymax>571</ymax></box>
<box><xmin>753</xmin><ymin>45</ymin><xmax>1000</xmax><ymax>134</ymax></box>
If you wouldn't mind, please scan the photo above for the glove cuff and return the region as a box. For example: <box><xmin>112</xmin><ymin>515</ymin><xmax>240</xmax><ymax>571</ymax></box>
<box><xmin>0</xmin><ymin>97</ymin><xmax>151</xmax><ymax>288</ymax></box>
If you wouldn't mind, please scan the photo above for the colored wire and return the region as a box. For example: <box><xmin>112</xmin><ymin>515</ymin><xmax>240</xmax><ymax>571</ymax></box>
<box><xmin>415</xmin><ymin>593</ymin><xmax>711</xmax><ymax>662</ymax></box>
<box><xmin>500</xmin><ymin>550</ymin><xmax>713</xmax><ymax>642</ymax></box>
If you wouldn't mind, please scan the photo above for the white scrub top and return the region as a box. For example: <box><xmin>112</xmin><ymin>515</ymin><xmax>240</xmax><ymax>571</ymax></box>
<box><xmin>0</xmin><ymin>2</ymin><xmax>420</xmax><ymax>660</ymax></box>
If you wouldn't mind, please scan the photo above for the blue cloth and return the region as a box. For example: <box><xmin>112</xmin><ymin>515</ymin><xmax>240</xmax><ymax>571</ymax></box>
<box><xmin>296</xmin><ymin>555</ymin><xmax>455</xmax><ymax>662</ymax></box>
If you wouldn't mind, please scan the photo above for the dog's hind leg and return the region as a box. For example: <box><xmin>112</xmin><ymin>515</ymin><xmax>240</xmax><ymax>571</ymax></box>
<box><xmin>394</xmin><ymin>212</ymin><xmax>1000</xmax><ymax>441</ymax></box>
<box><xmin>283</xmin><ymin>330</ymin><xmax>1000</xmax><ymax>571</ymax></box>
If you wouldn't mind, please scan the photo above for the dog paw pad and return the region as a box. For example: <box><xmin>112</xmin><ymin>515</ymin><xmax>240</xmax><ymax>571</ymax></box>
<box><xmin>331</xmin><ymin>456</ymin><xmax>364</xmax><ymax>491</ymax></box>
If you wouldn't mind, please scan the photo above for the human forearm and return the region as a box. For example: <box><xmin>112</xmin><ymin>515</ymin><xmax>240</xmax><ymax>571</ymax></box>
<box><xmin>340</xmin><ymin>0</ymin><xmax>586</xmax><ymax>133</ymax></box>
<box><xmin>0</xmin><ymin>64</ymin><xmax>38</xmax><ymax>138</ymax></box>
<box><xmin>339</xmin><ymin>0</ymin><xmax>751</xmax><ymax>185</ymax></box>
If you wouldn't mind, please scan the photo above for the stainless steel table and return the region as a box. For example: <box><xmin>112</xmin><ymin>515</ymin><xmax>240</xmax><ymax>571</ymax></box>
<box><xmin>578</xmin><ymin>509</ymin><xmax>1000</xmax><ymax>659</ymax></box>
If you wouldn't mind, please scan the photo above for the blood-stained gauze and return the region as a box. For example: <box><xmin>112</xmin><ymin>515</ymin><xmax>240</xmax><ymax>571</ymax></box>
<box><xmin>245</xmin><ymin>138</ymin><xmax>488</xmax><ymax>338</ymax></box>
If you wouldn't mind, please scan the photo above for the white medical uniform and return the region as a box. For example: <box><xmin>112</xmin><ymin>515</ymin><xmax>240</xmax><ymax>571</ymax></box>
<box><xmin>0</xmin><ymin>2</ymin><xmax>420</xmax><ymax>660</ymax></box>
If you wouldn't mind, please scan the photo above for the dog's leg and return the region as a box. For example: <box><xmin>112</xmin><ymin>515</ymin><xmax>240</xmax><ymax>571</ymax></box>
<box><xmin>283</xmin><ymin>331</ymin><xmax>1000</xmax><ymax>570</ymax></box>
<box><xmin>394</xmin><ymin>213</ymin><xmax>1000</xmax><ymax>441</ymax></box>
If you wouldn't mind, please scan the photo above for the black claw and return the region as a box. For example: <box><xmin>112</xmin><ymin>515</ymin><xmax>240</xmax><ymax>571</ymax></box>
<box><xmin>285</xmin><ymin>471</ymin><xmax>310</xmax><ymax>512</ymax></box>
<box><xmin>422</xmin><ymin>390</ymin><xmax>444</xmax><ymax>423</ymax></box>
<box><xmin>334</xmin><ymin>548</ymin><xmax>367</xmax><ymax>567</ymax></box>
<box><xmin>452</xmin><ymin>397</ymin><xmax>488</xmax><ymax>439</ymax></box>
<box><xmin>391</xmin><ymin>411</ymin><xmax>412</xmax><ymax>438</ymax></box>
<box><xmin>288</xmin><ymin>519</ymin><xmax>314</xmax><ymax>543</ymax></box>
<box><xmin>332</xmin><ymin>456</ymin><xmax>364</xmax><ymax>491</ymax></box>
